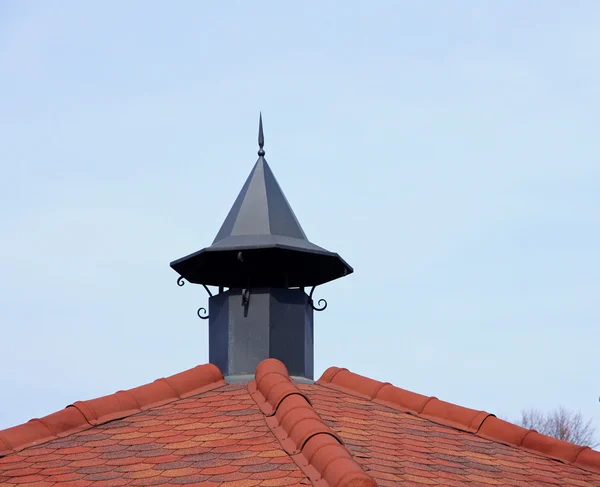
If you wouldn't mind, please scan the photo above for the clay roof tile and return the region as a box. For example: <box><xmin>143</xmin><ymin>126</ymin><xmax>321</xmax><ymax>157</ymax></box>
<box><xmin>250</xmin><ymin>358</ymin><xmax>376</xmax><ymax>487</ymax></box>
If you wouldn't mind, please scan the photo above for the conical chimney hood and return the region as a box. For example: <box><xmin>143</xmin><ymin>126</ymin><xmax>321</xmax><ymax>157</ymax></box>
<box><xmin>170</xmin><ymin>114</ymin><xmax>353</xmax><ymax>289</ymax></box>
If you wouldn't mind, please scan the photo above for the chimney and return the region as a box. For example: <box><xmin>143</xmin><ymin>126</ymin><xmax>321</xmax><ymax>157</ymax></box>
<box><xmin>170</xmin><ymin>114</ymin><xmax>352</xmax><ymax>380</ymax></box>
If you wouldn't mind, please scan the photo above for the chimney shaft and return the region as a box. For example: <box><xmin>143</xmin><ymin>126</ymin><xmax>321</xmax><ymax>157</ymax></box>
<box><xmin>209</xmin><ymin>288</ymin><xmax>313</xmax><ymax>379</ymax></box>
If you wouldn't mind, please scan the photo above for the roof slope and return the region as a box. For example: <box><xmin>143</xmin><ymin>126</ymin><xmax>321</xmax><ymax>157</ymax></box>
<box><xmin>312</xmin><ymin>368</ymin><xmax>600</xmax><ymax>486</ymax></box>
<box><xmin>0</xmin><ymin>360</ymin><xmax>599</xmax><ymax>487</ymax></box>
<box><xmin>0</xmin><ymin>360</ymin><xmax>374</xmax><ymax>487</ymax></box>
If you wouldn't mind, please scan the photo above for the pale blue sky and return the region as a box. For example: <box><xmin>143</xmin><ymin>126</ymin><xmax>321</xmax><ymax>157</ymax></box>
<box><xmin>1</xmin><ymin>1</ymin><xmax>599</xmax><ymax>442</ymax></box>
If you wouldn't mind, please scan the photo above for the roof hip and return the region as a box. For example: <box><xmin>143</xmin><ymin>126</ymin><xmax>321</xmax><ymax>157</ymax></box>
<box><xmin>250</xmin><ymin>358</ymin><xmax>377</xmax><ymax>487</ymax></box>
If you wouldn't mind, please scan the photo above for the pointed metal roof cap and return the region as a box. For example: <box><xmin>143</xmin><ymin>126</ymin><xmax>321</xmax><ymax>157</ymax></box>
<box><xmin>170</xmin><ymin>115</ymin><xmax>353</xmax><ymax>288</ymax></box>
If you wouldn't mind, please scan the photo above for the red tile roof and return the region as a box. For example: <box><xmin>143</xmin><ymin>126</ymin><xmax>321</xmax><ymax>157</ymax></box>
<box><xmin>0</xmin><ymin>359</ymin><xmax>599</xmax><ymax>486</ymax></box>
<box><xmin>313</xmin><ymin>368</ymin><xmax>600</xmax><ymax>485</ymax></box>
<box><xmin>0</xmin><ymin>364</ymin><xmax>226</xmax><ymax>457</ymax></box>
<box><xmin>317</xmin><ymin>367</ymin><xmax>600</xmax><ymax>473</ymax></box>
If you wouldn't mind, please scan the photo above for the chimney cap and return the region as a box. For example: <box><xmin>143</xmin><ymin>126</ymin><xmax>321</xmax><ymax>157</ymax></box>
<box><xmin>170</xmin><ymin>114</ymin><xmax>353</xmax><ymax>289</ymax></box>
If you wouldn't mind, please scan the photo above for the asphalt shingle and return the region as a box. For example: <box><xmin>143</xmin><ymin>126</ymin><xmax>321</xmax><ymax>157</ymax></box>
<box><xmin>1</xmin><ymin>359</ymin><xmax>599</xmax><ymax>486</ymax></box>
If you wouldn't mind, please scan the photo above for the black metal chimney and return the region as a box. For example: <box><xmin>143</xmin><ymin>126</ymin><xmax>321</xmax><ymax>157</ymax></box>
<box><xmin>171</xmin><ymin>114</ymin><xmax>352</xmax><ymax>380</ymax></box>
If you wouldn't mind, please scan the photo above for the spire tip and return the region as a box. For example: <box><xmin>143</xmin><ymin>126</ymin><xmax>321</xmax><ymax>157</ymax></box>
<box><xmin>258</xmin><ymin>112</ymin><xmax>265</xmax><ymax>157</ymax></box>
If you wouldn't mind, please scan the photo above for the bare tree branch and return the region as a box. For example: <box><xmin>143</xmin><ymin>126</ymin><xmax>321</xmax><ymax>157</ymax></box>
<box><xmin>517</xmin><ymin>406</ymin><xmax>598</xmax><ymax>448</ymax></box>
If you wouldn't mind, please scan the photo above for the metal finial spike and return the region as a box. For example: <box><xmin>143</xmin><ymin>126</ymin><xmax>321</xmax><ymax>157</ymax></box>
<box><xmin>258</xmin><ymin>112</ymin><xmax>265</xmax><ymax>157</ymax></box>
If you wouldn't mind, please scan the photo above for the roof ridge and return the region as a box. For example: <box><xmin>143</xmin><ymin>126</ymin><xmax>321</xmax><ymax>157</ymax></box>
<box><xmin>316</xmin><ymin>366</ymin><xmax>600</xmax><ymax>475</ymax></box>
<box><xmin>249</xmin><ymin>359</ymin><xmax>377</xmax><ymax>487</ymax></box>
<box><xmin>0</xmin><ymin>363</ymin><xmax>226</xmax><ymax>457</ymax></box>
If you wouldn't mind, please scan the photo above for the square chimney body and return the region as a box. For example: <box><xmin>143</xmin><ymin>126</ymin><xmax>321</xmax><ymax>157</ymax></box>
<box><xmin>208</xmin><ymin>288</ymin><xmax>314</xmax><ymax>379</ymax></box>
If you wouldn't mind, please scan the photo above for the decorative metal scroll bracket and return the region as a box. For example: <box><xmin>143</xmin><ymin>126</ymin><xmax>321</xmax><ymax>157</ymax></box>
<box><xmin>308</xmin><ymin>286</ymin><xmax>328</xmax><ymax>312</ymax></box>
<box><xmin>176</xmin><ymin>276</ymin><xmax>211</xmax><ymax>320</ymax></box>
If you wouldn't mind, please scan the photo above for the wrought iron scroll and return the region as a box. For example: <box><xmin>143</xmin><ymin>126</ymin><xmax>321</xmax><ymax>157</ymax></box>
<box><xmin>176</xmin><ymin>276</ymin><xmax>211</xmax><ymax>320</ymax></box>
<box><xmin>308</xmin><ymin>286</ymin><xmax>328</xmax><ymax>312</ymax></box>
